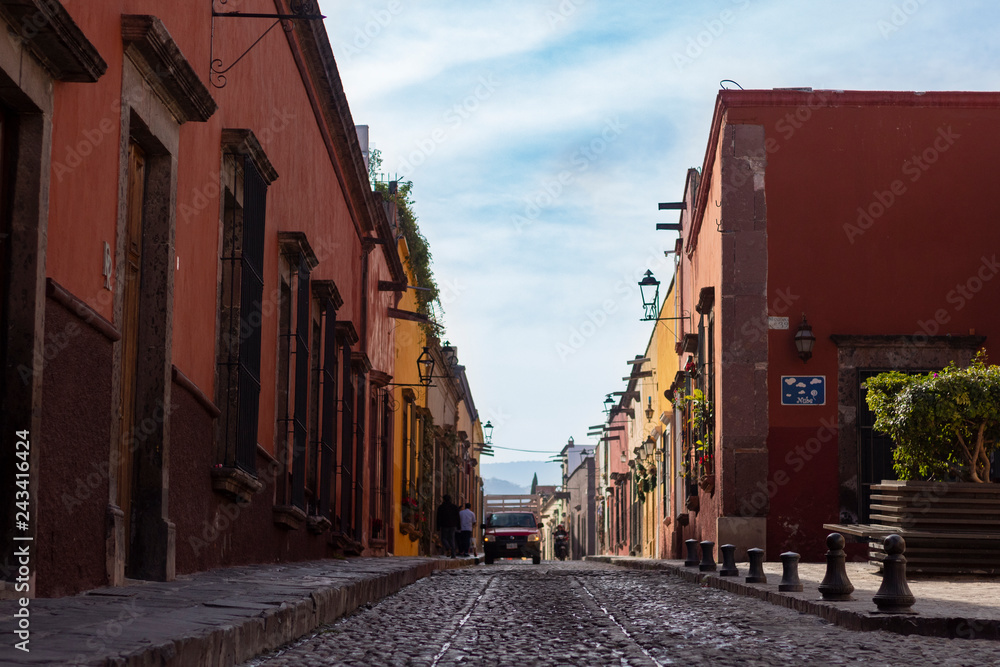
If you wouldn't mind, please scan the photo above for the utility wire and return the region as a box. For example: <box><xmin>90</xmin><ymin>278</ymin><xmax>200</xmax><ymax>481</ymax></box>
<box><xmin>484</xmin><ymin>444</ymin><xmax>596</xmax><ymax>454</ymax></box>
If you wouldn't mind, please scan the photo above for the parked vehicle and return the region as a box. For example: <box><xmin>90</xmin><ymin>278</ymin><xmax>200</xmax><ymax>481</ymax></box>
<box><xmin>482</xmin><ymin>512</ymin><xmax>541</xmax><ymax>564</ymax></box>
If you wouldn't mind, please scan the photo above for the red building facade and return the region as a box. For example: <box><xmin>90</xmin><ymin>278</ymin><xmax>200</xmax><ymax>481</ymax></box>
<box><xmin>675</xmin><ymin>89</ymin><xmax>1000</xmax><ymax>561</ymax></box>
<box><xmin>0</xmin><ymin>0</ymin><xmax>408</xmax><ymax>598</ymax></box>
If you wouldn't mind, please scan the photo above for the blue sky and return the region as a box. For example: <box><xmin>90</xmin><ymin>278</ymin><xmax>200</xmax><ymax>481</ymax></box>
<box><xmin>319</xmin><ymin>0</ymin><xmax>1000</xmax><ymax>462</ymax></box>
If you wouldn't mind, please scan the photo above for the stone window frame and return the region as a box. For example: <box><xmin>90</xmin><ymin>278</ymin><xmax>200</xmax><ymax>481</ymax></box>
<box><xmin>272</xmin><ymin>232</ymin><xmax>318</xmax><ymax>528</ymax></box>
<box><xmin>831</xmin><ymin>334</ymin><xmax>986</xmax><ymax>524</ymax></box>
<box><xmin>212</xmin><ymin>129</ymin><xmax>277</xmax><ymax>500</ymax></box>
<box><xmin>307</xmin><ymin>279</ymin><xmax>342</xmax><ymax>534</ymax></box>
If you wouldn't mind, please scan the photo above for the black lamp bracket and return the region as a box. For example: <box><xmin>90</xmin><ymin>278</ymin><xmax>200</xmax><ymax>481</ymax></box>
<box><xmin>210</xmin><ymin>0</ymin><xmax>325</xmax><ymax>89</ymax></box>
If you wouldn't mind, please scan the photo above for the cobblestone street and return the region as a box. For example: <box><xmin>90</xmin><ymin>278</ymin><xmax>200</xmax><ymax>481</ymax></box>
<box><xmin>243</xmin><ymin>561</ymin><xmax>1000</xmax><ymax>666</ymax></box>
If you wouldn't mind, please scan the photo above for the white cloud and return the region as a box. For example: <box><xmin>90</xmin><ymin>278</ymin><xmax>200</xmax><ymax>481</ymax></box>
<box><xmin>319</xmin><ymin>0</ymin><xmax>1000</xmax><ymax>461</ymax></box>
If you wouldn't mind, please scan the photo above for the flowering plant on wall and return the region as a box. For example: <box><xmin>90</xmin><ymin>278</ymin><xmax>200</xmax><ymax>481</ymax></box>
<box><xmin>686</xmin><ymin>388</ymin><xmax>715</xmax><ymax>492</ymax></box>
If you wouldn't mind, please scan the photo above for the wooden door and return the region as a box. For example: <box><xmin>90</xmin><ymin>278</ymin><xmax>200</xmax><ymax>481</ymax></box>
<box><xmin>118</xmin><ymin>141</ymin><xmax>146</xmax><ymax>562</ymax></box>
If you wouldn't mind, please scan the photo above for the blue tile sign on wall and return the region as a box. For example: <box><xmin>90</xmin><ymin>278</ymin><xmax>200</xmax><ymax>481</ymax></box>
<box><xmin>781</xmin><ymin>375</ymin><xmax>825</xmax><ymax>405</ymax></box>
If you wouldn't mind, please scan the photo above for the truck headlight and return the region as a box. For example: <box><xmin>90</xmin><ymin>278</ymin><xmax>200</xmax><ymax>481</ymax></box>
<box><xmin>528</xmin><ymin>534</ymin><xmax>540</xmax><ymax>542</ymax></box>
<box><xmin>484</xmin><ymin>535</ymin><xmax>494</xmax><ymax>542</ymax></box>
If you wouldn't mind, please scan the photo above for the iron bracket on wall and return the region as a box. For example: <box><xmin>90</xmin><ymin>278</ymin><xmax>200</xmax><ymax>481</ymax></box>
<box><xmin>209</xmin><ymin>0</ymin><xmax>325</xmax><ymax>89</ymax></box>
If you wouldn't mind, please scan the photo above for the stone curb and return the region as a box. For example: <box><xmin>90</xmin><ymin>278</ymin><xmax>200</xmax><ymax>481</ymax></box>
<box><xmin>132</xmin><ymin>557</ymin><xmax>477</xmax><ymax>667</ymax></box>
<box><xmin>0</xmin><ymin>557</ymin><xmax>478</xmax><ymax>666</ymax></box>
<box><xmin>586</xmin><ymin>556</ymin><xmax>1000</xmax><ymax>641</ymax></box>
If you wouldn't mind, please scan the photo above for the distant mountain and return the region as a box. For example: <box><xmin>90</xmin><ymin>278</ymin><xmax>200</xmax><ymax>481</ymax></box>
<box><xmin>479</xmin><ymin>460</ymin><xmax>561</xmax><ymax>491</ymax></box>
<box><xmin>482</xmin><ymin>478</ymin><xmax>529</xmax><ymax>495</ymax></box>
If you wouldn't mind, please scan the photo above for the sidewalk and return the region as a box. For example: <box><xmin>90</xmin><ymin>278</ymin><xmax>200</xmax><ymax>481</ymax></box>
<box><xmin>588</xmin><ymin>555</ymin><xmax>1000</xmax><ymax>640</ymax></box>
<box><xmin>0</xmin><ymin>556</ymin><xmax>476</xmax><ymax>666</ymax></box>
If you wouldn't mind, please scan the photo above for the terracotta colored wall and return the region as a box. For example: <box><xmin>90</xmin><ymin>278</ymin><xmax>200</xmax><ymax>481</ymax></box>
<box><xmin>35</xmin><ymin>0</ymin><xmax>382</xmax><ymax>592</ymax></box>
<box><xmin>723</xmin><ymin>93</ymin><xmax>1000</xmax><ymax>559</ymax></box>
<box><xmin>680</xmin><ymin>130</ymin><xmax>725</xmax><ymax>548</ymax></box>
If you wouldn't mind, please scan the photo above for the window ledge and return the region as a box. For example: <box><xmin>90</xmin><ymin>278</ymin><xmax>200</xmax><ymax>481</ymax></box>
<box><xmin>272</xmin><ymin>504</ymin><xmax>306</xmax><ymax>530</ymax></box>
<box><xmin>330</xmin><ymin>531</ymin><xmax>363</xmax><ymax>555</ymax></box>
<box><xmin>211</xmin><ymin>466</ymin><xmax>262</xmax><ymax>504</ymax></box>
<box><xmin>306</xmin><ymin>515</ymin><xmax>331</xmax><ymax>535</ymax></box>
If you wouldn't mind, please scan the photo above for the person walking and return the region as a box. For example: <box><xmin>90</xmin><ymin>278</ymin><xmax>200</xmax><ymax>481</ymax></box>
<box><xmin>458</xmin><ymin>503</ymin><xmax>476</xmax><ymax>557</ymax></box>
<box><xmin>436</xmin><ymin>494</ymin><xmax>460</xmax><ymax>558</ymax></box>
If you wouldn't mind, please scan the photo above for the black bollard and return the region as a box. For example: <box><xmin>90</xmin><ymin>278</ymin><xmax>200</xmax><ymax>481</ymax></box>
<box><xmin>778</xmin><ymin>551</ymin><xmax>803</xmax><ymax>592</ymax></box>
<box><xmin>818</xmin><ymin>532</ymin><xmax>854</xmax><ymax>601</ymax></box>
<box><xmin>699</xmin><ymin>540</ymin><xmax>716</xmax><ymax>572</ymax></box>
<box><xmin>873</xmin><ymin>534</ymin><xmax>917</xmax><ymax>614</ymax></box>
<box><xmin>684</xmin><ymin>539</ymin><xmax>699</xmax><ymax>566</ymax></box>
<box><xmin>745</xmin><ymin>548</ymin><xmax>766</xmax><ymax>583</ymax></box>
<box><xmin>719</xmin><ymin>544</ymin><xmax>738</xmax><ymax>577</ymax></box>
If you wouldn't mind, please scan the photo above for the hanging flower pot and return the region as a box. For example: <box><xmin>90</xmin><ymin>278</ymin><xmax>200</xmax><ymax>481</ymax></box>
<box><xmin>685</xmin><ymin>495</ymin><xmax>700</xmax><ymax>512</ymax></box>
<box><xmin>698</xmin><ymin>473</ymin><xmax>715</xmax><ymax>495</ymax></box>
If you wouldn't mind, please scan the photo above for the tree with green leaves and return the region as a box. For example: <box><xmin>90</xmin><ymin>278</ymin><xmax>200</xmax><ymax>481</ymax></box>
<box><xmin>368</xmin><ymin>148</ymin><xmax>443</xmax><ymax>337</ymax></box>
<box><xmin>865</xmin><ymin>353</ymin><xmax>1000</xmax><ymax>483</ymax></box>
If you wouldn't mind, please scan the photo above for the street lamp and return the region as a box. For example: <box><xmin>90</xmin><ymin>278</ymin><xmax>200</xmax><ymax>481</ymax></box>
<box><xmin>442</xmin><ymin>340</ymin><xmax>457</xmax><ymax>370</ymax></box>
<box><xmin>794</xmin><ymin>315</ymin><xmax>816</xmax><ymax>362</ymax></box>
<box><xmin>417</xmin><ymin>346</ymin><xmax>435</xmax><ymax>386</ymax></box>
<box><xmin>603</xmin><ymin>394</ymin><xmax>615</xmax><ymax>415</ymax></box>
<box><xmin>483</xmin><ymin>420</ymin><xmax>494</xmax><ymax>445</ymax></box>
<box><xmin>638</xmin><ymin>270</ymin><xmax>689</xmax><ymax>324</ymax></box>
<box><xmin>638</xmin><ymin>270</ymin><xmax>660</xmax><ymax>321</ymax></box>
<box><xmin>645</xmin><ymin>396</ymin><xmax>654</xmax><ymax>422</ymax></box>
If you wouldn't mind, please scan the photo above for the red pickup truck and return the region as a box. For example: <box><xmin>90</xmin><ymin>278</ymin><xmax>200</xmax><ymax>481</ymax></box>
<box><xmin>481</xmin><ymin>512</ymin><xmax>541</xmax><ymax>565</ymax></box>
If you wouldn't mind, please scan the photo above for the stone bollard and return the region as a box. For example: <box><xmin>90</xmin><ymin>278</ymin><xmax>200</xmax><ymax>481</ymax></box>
<box><xmin>873</xmin><ymin>534</ymin><xmax>917</xmax><ymax>614</ymax></box>
<box><xmin>818</xmin><ymin>532</ymin><xmax>854</xmax><ymax>601</ymax></box>
<box><xmin>684</xmin><ymin>539</ymin><xmax>699</xmax><ymax>566</ymax></box>
<box><xmin>719</xmin><ymin>544</ymin><xmax>738</xmax><ymax>577</ymax></box>
<box><xmin>778</xmin><ymin>552</ymin><xmax>803</xmax><ymax>592</ymax></box>
<box><xmin>745</xmin><ymin>548</ymin><xmax>766</xmax><ymax>583</ymax></box>
<box><xmin>699</xmin><ymin>541</ymin><xmax>716</xmax><ymax>572</ymax></box>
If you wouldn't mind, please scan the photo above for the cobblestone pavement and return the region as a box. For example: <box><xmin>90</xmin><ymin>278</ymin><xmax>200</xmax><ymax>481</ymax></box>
<box><xmin>243</xmin><ymin>561</ymin><xmax>1000</xmax><ymax>666</ymax></box>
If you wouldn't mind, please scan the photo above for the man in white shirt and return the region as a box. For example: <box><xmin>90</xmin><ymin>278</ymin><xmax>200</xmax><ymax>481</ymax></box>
<box><xmin>458</xmin><ymin>503</ymin><xmax>476</xmax><ymax>557</ymax></box>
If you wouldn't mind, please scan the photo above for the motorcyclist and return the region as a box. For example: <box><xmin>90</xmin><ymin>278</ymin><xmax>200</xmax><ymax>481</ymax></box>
<box><xmin>553</xmin><ymin>524</ymin><xmax>569</xmax><ymax>559</ymax></box>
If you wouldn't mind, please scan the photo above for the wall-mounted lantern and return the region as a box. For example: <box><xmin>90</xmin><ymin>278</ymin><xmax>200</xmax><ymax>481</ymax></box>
<box><xmin>638</xmin><ymin>270</ymin><xmax>660</xmax><ymax>321</ymax></box>
<box><xmin>604</xmin><ymin>394</ymin><xmax>615</xmax><ymax>415</ymax></box>
<box><xmin>483</xmin><ymin>420</ymin><xmax>494</xmax><ymax>445</ymax></box>
<box><xmin>645</xmin><ymin>396</ymin><xmax>654</xmax><ymax>422</ymax></box>
<box><xmin>417</xmin><ymin>346</ymin><xmax>435</xmax><ymax>385</ymax></box>
<box><xmin>442</xmin><ymin>340</ymin><xmax>457</xmax><ymax>369</ymax></box>
<box><xmin>794</xmin><ymin>315</ymin><xmax>816</xmax><ymax>362</ymax></box>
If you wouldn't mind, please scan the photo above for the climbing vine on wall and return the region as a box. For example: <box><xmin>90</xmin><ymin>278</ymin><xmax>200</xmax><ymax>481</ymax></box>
<box><xmin>369</xmin><ymin>148</ymin><xmax>443</xmax><ymax>338</ymax></box>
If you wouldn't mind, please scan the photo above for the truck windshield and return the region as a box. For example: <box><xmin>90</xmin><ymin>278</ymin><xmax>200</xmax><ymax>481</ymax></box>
<box><xmin>489</xmin><ymin>513</ymin><xmax>536</xmax><ymax>528</ymax></box>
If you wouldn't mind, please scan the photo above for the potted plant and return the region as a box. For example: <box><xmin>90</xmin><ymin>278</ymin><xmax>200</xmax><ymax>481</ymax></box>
<box><xmin>865</xmin><ymin>353</ymin><xmax>1000</xmax><ymax>483</ymax></box>
<box><xmin>862</xmin><ymin>354</ymin><xmax>1000</xmax><ymax>574</ymax></box>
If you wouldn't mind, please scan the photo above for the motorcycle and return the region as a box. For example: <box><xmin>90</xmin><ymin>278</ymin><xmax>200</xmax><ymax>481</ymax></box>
<box><xmin>554</xmin><ymin>533</ymin><xmax>568</xmax><ymax>560</ymax></box>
